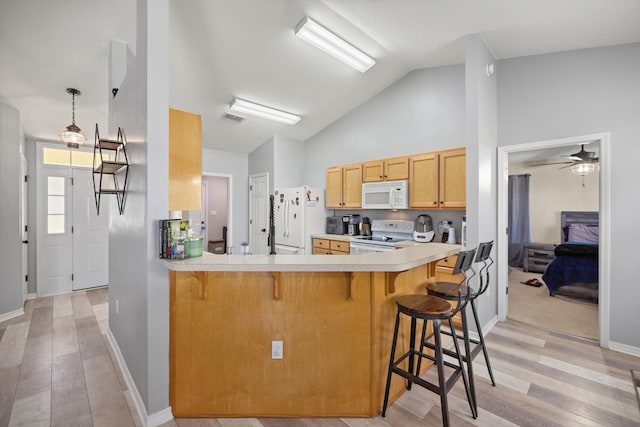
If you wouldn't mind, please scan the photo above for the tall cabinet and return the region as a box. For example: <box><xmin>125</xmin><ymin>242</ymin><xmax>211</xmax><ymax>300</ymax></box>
<box><xmin>169</xmin><ymin>108</ymin><xmax>202</xmax><ymax>211</ymax></box>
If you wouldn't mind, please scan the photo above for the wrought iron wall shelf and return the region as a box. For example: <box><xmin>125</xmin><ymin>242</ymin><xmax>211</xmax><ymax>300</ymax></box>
<box><xmin>92</xmin><ymin>124</ymin><xmax>129</xmax><ymax>214</ymax></box>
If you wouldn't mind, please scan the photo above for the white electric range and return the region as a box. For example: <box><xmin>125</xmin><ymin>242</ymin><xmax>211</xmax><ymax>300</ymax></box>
<box><xmin>349</xmin><ymin>220</ymin><xmax>414</xmax><ymax>254</ymax></box>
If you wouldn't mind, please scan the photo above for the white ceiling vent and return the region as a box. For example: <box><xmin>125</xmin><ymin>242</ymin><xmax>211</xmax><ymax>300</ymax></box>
<box><xmin>224</xmin><ymin>112</ymin><xmax>244</xmax><ymax>122</ymax></box>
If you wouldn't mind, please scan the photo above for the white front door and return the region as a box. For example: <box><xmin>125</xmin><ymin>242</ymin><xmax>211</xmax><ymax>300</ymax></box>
<box><xmin>249</xmin><ymin>173</ymin><xmax>269</xmax><ymax>255</ymax></box>
<box><xmin>72</xmin><ymin>168</ymin><xmax>109</xmax><ymax>290</ymax></box>
<box><xmin>38</xmin><ymin>167</ymin><xmax>73</xmax><ymax>296</ymax></box>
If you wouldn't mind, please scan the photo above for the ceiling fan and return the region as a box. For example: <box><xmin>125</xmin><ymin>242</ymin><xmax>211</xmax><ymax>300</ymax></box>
<box><xmin>530</xmin><ymin>144</ymin><xmax>599</xmax><ymax>170</ymax></box>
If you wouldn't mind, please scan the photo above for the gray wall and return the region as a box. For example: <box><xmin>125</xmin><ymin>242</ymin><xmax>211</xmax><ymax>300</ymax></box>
<box><xmin>464</xmin><ymin>34</ymin><xmax>498</xmax><ymax>329</ymax></box>
<box><xmin>202</xmin><ymin>148</ymin><xmax>249</xmax><ymax>253</ymax></box>
<box><xmin>108</xmin><ymin>0</ymin><xmax>170</xmax><ymax>415</ymax></box>
<box><xmin>248</xmin><ymin>137</ymin><xmax>274</xmax><ymax>194</ymax></box>
<box><xmin>498</xmin><ymin>42</ymin><xmax>640</xmax><ymax>347</ymax></box>
<box><xmin>273</xmin><ymin>136</ymin><xmax>303</xmax><ymax>188</ymax></box>
<box><xmin>303</xmin><ymin>64</ymin><xmax>466</xmax><ymax>188</ymax></box>
<box><xmin>0</xmin><ymin>103</ymin><xmax>25</xmax><ymax>317</ymax></box>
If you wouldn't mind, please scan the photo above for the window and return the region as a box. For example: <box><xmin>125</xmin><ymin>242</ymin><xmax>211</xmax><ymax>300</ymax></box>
<box><xmin>43</xmin><ymin>147</ymin><xmax>108</xmax><ymax>168</ymax></box>
<box><xmin>47</xmin><ymin>176</ymin><xmax>65</xmax><ymax>234</ymax></box>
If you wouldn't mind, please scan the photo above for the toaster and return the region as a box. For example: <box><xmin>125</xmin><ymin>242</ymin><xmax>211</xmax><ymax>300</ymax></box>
<box><xmin>326</xmin><ymin>216</ymin><xmax>345</xmax><ymax>235</ymax></box>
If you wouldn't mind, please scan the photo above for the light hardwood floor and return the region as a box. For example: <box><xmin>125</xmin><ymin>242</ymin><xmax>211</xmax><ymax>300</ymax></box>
<box><xmin>1</xmin><ymin>289</ymin><xmax>638</xmax><ymax>427</ymax></box>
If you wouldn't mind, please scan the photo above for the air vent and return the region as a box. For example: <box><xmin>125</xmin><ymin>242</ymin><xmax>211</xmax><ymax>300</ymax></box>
<box><xmin>224</xmin><ymin>113</ymin><xmax>244</xmax><ymax>122</ymax></box>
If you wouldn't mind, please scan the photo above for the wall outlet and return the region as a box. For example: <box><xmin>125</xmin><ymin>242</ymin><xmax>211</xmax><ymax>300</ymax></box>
<box><xmin>272</xmin><ymin>340</ymin><xmax>283</xmax><ymax>359</ymax></box>
<box><xmin>116</xmin><ymin>299</ymin><xmax>119</xmax><ymax>315</ymax></box>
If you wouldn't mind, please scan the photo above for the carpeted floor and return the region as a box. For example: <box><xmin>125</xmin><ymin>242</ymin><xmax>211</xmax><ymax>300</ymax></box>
<box><xmin>508</xmin><ymin>267</ymin><xmax>599</xmax><ymax>340</ymax></box>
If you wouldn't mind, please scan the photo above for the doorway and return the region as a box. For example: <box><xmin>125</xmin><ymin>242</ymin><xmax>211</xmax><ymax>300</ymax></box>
<box><xmin>249</xmin><ymin>173</ymin><xmax>269</xmax><ymax>255</ymax></box>
<box><xmin>36</xmin><ymin>143</ymin><xmax>109</xmax><ymax>296</ymax></box>
<box><xmin>198</xmin><ymin>174</ymin><xmax>232</xmax><ymax>254</ymax></box>
<box><xmin>497</xmin><ymin>133</ymin><xmax>610</xmax><ymax>346</ymax></box>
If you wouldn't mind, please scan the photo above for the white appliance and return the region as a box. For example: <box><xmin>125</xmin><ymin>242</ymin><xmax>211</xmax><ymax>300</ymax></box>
<box><xmin>350</xmin><ymin>220</ymin><xmax>414</xmax><ymax>254</ymax></box>
<box><xmin>274</xmin><ymin>186</ymin><xmax>326</xmax><ymax>255</ymax></box>
<box><xmin>361</xmin><ymin>180</ymin><xmax>409</xmax><ymax>210</ymax></box>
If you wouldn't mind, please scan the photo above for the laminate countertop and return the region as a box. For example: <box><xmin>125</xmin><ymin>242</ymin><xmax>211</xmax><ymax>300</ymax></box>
<box><xmin>160</xmin><ymin>242</ymin><xmax>460</xmax><ymax>273</ymax></box>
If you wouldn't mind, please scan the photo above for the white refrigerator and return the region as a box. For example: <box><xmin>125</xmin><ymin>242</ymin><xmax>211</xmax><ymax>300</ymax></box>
<box><xmin>274</xmin><ymin>186</ymin><xmax>326</xmax><ymax>255</ymax></box>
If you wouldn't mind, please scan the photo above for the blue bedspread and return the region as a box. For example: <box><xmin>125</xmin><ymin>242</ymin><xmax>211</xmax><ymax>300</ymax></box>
<box><xmin>541</xmin><ymin>243</ymin><xmax>598</xmax><ymax>293</ymax></box>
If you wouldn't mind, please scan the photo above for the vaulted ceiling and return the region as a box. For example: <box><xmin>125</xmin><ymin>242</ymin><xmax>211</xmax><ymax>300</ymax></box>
<box><xmin>1</xmin><ymin>0</ymin><xmax>639</xmax><ymax>154</ymax></box>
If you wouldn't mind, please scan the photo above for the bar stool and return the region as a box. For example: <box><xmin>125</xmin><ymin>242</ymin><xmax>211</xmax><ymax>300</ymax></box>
<box><xmin>381</xmin><ymin>248</ymin><xmax>478</xmax><ymax>426</ymax></box>
<box><xmin>425</xmin><ymin>241</ymin><xmax>496</xmax><ymax>413</ymax></box>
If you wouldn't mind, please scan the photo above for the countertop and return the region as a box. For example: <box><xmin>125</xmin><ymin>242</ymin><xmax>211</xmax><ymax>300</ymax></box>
<box><xmin>160</xmin><ymin>242</ymin><xmax>460</xmax><ymax>273</ymax></box>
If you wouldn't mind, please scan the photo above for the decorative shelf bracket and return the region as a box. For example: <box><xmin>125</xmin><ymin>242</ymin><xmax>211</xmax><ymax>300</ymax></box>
<box><xmin>92</xmin><ymin>124</ymin><xmax>129</xmax><ymax>215</ymax></box>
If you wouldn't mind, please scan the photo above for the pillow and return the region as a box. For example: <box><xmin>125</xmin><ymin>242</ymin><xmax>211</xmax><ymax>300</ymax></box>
<box><xmin>567</xmin><ymin>223</ymin><xmax>599</xmax><ymax>243</ymax></box>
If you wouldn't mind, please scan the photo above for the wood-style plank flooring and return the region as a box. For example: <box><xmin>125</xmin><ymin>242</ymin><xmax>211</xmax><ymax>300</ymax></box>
<box><xmin>1</xmin><ymin>289</ymin><xmax>639</xmax><ymax>427</ymax></box>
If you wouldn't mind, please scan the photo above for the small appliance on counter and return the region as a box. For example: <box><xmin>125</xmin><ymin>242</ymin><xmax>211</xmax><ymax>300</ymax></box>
<box><xmin>447</xmin><ymin>225</ymin><xmax>457</xmax><ymax>244</ymax></box>
<box><xmin>348</xmin><ymin>214</ymin><xmax>361</xmax><ymax>236</ymax></box>
<box><xmin>361</xmin><ymin>217</ymin><xmax>372</xmax><ymax>236</ymax></box>
<box><xmin>413</xmin><ymin>214</ymin><xmax>434</xmax><ymax>243</ymax></box>
<box><xmin>341</xmin><ymin>215</ymin><xmax>351</xmax><ymax>234</ymax></box>
<box><xmin>461</xmin><ymin>215</ymin><xmax>467</xmax><ymax>247</ymax></box>
<box><xmin>326</xmin><ymin>216</ymin><xmax>345</xmax><ymax>235</ymax></box>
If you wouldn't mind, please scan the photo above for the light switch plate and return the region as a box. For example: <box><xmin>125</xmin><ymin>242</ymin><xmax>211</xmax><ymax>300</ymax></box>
<box><xmin>272</xmin><ymin>340</ymin><xmax>283</xmax><ymax>359</ymax></box>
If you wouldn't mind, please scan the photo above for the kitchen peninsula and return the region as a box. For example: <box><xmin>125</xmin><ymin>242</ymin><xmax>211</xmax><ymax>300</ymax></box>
<box><xmin>161</xmin><ymin>243</ymin><xmax>459</xmax><ymax>418</ymax></box>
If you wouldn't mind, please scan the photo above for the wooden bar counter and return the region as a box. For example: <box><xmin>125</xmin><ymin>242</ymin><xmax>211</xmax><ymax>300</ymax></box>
<box><xmin>161</xmin><ymin>243</ymin><xmax>459</xmax><ymax>418</ymax></box>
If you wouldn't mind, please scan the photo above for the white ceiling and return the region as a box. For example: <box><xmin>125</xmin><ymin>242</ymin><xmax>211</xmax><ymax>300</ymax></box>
<box><xmin>1</xmin><ymin>0</ymin><xmax>639</xmax><ymax>155</ymax></box>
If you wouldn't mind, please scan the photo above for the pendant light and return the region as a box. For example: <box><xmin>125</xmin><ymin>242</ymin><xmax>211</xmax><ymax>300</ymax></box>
<box><xmin>60</xmin><ymin>88</ymin><xmax>86</xmax><ymax>148</ymax></box>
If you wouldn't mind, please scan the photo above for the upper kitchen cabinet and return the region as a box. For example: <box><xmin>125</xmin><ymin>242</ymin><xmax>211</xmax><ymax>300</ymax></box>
<box><xmin>409</xmin><ymin>153</ymin><xmax>439</xmax><ymax>209</ymax></box>
<box><xmin>362</xmin><ymin>156</ymin><xmax>409</xmax><ymax>183</ymax></box>
<box><xmin>326</xmin><ymin>163</ymin><xmax>362</xmax><ymax>209</ymax></box>
<box><xmin>409</xmin><ymin>148</ymin><xmax>466</xmax><ymax>210</ymax></box>
<box><xmin>169</xmin><ymin>108</ymin><xmax>202</xmax><ymax>211</ymax></box>
<box><xmin>439</xmin><ymin>148</ymin><xmax>466</xmax><ymax>209</ymax></box>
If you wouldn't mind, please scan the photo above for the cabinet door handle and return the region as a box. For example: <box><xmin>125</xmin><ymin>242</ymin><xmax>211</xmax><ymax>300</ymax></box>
<box><xmin>433</xmin><ymin>201</ymin><xmax>437</xmax><ymax>205</ymax></box>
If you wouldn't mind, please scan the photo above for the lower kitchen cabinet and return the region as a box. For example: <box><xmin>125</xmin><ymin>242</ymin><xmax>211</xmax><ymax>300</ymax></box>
<box><xmin>313</xmin><ymin>238</ymin><xmax>350</xmax><ymax>254</ymax></box>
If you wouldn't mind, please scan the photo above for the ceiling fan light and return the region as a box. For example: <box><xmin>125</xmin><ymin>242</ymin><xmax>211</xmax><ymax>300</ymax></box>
<box><xmin>571</xmin><ymin>162</ymin><xmax>595</xmax><ymax>175</ymax></box>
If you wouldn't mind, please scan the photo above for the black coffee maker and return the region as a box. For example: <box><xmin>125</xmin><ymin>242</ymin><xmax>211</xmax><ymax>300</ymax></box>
<box><xmin>348</xmin><ymin>214</ymin><xmax>361</xmax><ymax>235</ymax></box>
<box><xmin>361</xmin><ymin>217</ymin><xmax>372</xmax><ymax>236</ymax></box>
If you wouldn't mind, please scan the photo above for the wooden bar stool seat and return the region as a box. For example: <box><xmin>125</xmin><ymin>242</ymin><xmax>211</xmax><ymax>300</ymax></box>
<box><xmin>381</xmin><ymin>249</ymin><xmax>478</xmax><ymax>427</ymax></box>
<box><xmin>425</xmin><ymin>241</ymin><xmax>497</xmax><ymax>413</ymax></box>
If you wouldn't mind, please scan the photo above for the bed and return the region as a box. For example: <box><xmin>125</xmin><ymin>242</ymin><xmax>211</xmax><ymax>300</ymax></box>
<box><xmin>541</xmin><ymin>211</ymin><xmax>599</xmax><ymax>302</ymax></box>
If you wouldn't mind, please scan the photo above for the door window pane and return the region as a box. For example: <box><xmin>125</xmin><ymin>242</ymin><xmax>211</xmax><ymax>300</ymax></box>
<box><xmin>47</xmin><ymin>176</ymin><xmax>66</xmax><ymax>234</ymax></box>
<box><xmin>43</xmin><ymin>148</ymin><xmax>70</xmax><ymax>166</ymax></box>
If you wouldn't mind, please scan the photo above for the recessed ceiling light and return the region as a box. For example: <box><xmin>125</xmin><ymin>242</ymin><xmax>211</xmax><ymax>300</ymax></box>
<box><xmin>227</xmin><ymin>98</ymin><xmax>301</xmax><ymax>125</ymax></box>
<box><xmin>295</xmin><ymin>17</ymin><xmax>375</xmax><ymax>73</ymax></box>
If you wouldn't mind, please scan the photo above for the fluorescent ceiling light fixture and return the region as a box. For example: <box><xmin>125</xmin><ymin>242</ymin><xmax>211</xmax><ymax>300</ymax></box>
<box><xmin>295</xmin><ymin>17</ymin><xmax>375</xmax><ymax>73</ymax></box>
<box><xmin>227</xmin><ymin>98</ymin><xmax>301</xmax><ymax>125</ymax></box>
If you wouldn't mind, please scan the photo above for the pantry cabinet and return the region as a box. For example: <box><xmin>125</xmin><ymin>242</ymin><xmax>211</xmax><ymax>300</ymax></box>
<box><xmin>325</xmin><ymin>163</ymin><xmax>362</xmax><ymax>209</ymax></box>
<box><xmin>169</xmin><ymin>108</ymin><xmax>202</xmax><ymax>211</ymax></box>
<box><xmin>362</xmin><ymin>156</ymin><xmax>409</xmax><ymax>183</ymax></box>
<box><xmin>409</xmin><ymin>148</ymin><xmax>466</xmax><ymax>210</ymax></box>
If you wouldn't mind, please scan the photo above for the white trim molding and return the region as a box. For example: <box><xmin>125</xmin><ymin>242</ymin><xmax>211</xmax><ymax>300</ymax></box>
<box><xmin>0</xmin><ymin>307</ymin><xmax>24</xmax><ymax>323</ymax></box>
<box><xmin>106</xmin><ymin>328</ymin><xmax>174</xmax><ymax>427</ymax></box>
<box><xmin>609</xmin><ymin>341</ymin><xmax>640</xmax><ymax>358</ymax></box>
<box><xmin>497</xmin><ymin>132</ymin><xmax>611</xmax><ymax>348</ymax></box>
<box><xmin>26</xmin><ymin>293</ymin><xmax>37</xmax><ymax>300</ymax></box>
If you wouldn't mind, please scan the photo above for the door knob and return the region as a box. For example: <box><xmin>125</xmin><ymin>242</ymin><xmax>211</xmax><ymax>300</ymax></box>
<box><xmin>261</xmin><ymin>228</ymin><xmax>266</xmax><ymax>232</ymax></box>
<box><xmin>22</xmin><ymin>240</ymin><xmax>28</xmax><ymax>244</ymax></box>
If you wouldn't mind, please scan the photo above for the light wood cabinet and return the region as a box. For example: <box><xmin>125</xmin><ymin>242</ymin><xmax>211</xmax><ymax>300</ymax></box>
<box><xmin>362</xmin><ymin>157</ymin><xmax>409</xmax><ymax>183</ymax></box>
<box><xmin>325</xmin><ymin>163</ymin><xmax>362</xmax><ymax>209</ymax></box>
<box><xmin>409</xmin><ymin>148</ymin><xmax>466</xmax><ymax>210</ymax></box>
<box><xmin>169</xmin><ymin>108</ymin><xmax>202</xmax><ymax>211</ymax></box>
<box><xmin>312</xmin><ymin>238</ymin><xmax>350</xmax><ymax>254</ymax></box>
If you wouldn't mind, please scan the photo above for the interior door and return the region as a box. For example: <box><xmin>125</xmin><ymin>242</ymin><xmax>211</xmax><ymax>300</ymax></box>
<box><xmin>20</xmin><ymin>154</ymin><xmax>28</xmax><ymax>301</ymax></box>
<box><xmin>38</xmin><ymin>167</ymin><xmax>72</xmax><ymax>296</ymax></box>
<box><xmin>72</xmin><ymin>168</ymin><xmax>109</xmax><ymax>290</ymax></box>
<box><xmin>249</xmin><ymin>174</ymin><xmax>269</xmax><ymax>255</ymax></box>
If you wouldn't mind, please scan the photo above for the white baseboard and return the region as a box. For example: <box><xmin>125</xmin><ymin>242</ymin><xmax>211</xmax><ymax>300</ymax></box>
<box><xmin>467</xmin><ymin>315</ymin><xmax>498</xmax><ymax>342</ymax></box>
<box><xmin>0</xmin><ymin>307</ymin><xmax>24</xmax><ymax>323</ymax></box>
<box><xmin>26</xmin><ymin>293</ymin><xmax>37</xmax><ymax>300</ymax></box>
<box><xmin>147</xmin><ymin>407</ymin><xmax>174</xmax><ymax>427</ymax></box>
<box><xmin>609</xmin><ymin>340</ymin><xmax>640</xmax><ymax>358</ymax></box>
<box><xmin>105</xmin><ymin>328</ymin><xmax>174</xmax><ymax>427</ymax></box>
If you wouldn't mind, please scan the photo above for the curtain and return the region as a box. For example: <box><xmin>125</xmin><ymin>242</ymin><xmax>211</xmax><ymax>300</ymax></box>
<box><xmin>508</xmin><ymin>174</ymin><xmax>531</xmax><ymax>267</ymax></box>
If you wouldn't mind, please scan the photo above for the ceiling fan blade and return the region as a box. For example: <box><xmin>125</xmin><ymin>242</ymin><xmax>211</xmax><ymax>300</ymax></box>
<box><xmin>529</xmin><ymin>161</ymin><xmax>573</xmax><ymax>167</ymax></box>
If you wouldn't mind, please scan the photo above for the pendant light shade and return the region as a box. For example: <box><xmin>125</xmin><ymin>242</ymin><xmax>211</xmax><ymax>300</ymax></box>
<box><xmin>60</xmin><ymin>88</ymin><xmax>86</xmax><ymax>148</ymax></box>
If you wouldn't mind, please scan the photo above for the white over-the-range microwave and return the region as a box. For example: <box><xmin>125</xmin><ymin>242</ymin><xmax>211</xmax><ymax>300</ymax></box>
<box><xmin>361</xmin><ymin>180</ymin><xmax>409</xmax><ymax>209</ymax></box>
